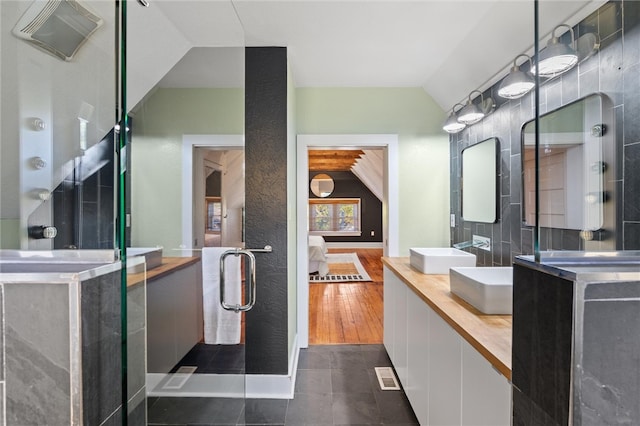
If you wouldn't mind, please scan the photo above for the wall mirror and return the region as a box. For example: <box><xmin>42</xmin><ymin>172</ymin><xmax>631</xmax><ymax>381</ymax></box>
<box><xmin>461</xmin><ymin>138</ymin><xmax>499</xmax><ymax>223</ymax></box>
<box><xmin>310</xmin><ymin>173</ymin><xmax>334</xmax><ymax>198</ymax></box>
<box><xmin>521</xmin><ymin>94</ymin><xmax>605</xmax><ymax>231</ymax></box>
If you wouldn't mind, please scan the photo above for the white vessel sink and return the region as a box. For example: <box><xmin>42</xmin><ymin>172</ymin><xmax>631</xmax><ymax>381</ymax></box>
<box><xmin>449</xmin><ymin>267</ymin><xmax>513</xmax><ymax>314</ymax></box>
<box><xmin>409</xmin><ymin>247</ymin><xmax>476</xmax><ymax>274</ymax></box>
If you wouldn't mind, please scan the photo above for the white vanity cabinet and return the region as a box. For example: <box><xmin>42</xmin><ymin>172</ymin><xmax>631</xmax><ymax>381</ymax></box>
<box><xmin>384</xmin><ymin>265</ymin><xmax>511</xmax><ymax>426</ymax></box>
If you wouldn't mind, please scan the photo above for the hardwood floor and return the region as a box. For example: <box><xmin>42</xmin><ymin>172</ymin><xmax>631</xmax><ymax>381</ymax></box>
<box><xmin>308</xmin><ymin>248</ymin><xmax>384</xmax><ymax>345</ymax></box>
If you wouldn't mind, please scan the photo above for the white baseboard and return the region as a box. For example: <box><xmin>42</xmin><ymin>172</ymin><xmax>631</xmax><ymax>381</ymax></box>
<box><xmin>246</xmin><ymin>334</ymin><xmax>300</xmax><ymax>399</ymax></box>
<box><xmin>324</xmin><ymin>242</ymin><xmax>383</xmax><ymax>249</ymax></box>
<box><xmin>146</xmin><ymin>335</ymin><xmax>300</xmax><ymax>399</ymax></box>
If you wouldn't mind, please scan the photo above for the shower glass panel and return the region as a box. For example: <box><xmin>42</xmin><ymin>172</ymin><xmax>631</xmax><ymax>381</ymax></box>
<box><xmin>127</xmin><ymin>0</ymin><xmax>248</xmax><ymax>419</ymax></box>
<box><xmin>533</xmin><ymin>0</ymin><xmax>635</xmax><ymax>257</ymax></box>
<box><xmin>0</xmin><ymin>0</ymin><xmax>135</xmax><ymax>423</ymax></box>
<box><xmin>1</xmin><ymin>0</ymin><xmax>120</xmax><ymax>251</ymax></box>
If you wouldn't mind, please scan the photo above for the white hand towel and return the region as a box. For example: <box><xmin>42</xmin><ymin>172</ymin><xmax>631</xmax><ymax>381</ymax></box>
<box><xmin>202</xmin><ymin>247</ymin><xmax>242</xmax><ymax>344</ymax></box>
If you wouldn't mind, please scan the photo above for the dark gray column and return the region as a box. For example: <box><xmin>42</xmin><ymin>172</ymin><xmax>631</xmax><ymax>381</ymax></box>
<box><xmin>245</xmin><ymin>47</ymin><xmax>289</xmax><ymax>375</ymax></box>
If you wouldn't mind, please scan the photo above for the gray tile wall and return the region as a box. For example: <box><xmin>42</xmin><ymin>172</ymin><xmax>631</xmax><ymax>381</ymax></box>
<box><xmin>575</xmin><ymin>280</ymin><xmax>640</xmax><ymax>425</ymax></box>
<box><xmin>450</xmin><ymin>0</ymin><xmax>640</xmax><ymax>265</ymax></box>
<box><xmin>0</xmin><ymin>265</ymin><xmax>146</xmax><ymax>426</ymax></box>
<box><xmin>4</xmin><ymin>283</ymin><xmax>72</xmax><ymax>425</ymax></box>
<box><xmin>81</xmin><ymin>271</ymin><xmax>122</xmax><ymax>425</ymax></box>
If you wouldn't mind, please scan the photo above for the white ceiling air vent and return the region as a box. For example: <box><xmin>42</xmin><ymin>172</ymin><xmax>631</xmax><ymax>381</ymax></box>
<box><xmin>12</xmin><ymin>0</ymin><xmax>103</xmax><ymax>61</ymax></box>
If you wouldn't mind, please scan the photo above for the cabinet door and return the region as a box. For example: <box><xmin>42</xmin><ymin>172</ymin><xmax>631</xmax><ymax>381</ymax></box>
<box><xmin>393</xmin><ymin>279</ymin><xmax>408</xmax><ymax>386</ymax></box>
<box><xmin>428</xmin><ymin>309</ymin><xmax>462</xmax><ymax>426</ymax></box>
<box><xmin>406</xmin><ymin>289</ymin><xmax>430</xmax><ymax>425</ymax></box>
<box><xmin>461</xmin><ymin>341</ymin><xmax>511</xmax><ymax>425</ymax></box>
<box><xmin>383</xmin><ymin>267</ymin><xmax>396</xmax><ymax>361</ymax></box>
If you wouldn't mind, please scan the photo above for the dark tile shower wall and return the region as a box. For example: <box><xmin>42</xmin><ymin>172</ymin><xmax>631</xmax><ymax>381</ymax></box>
<box><xmin>450</xmin><ymin>0</ymin><xmax>640</xmax><ymax>265</ymax></box>
<box><xmin>52</xmin><ymin>130</ymin><xmax>115</xmax><ymax>250</ymax></box>
<box><xmin>244</xmin><ymin>46</ymin><xmax>290</xmax><ymax>375</ymax></box>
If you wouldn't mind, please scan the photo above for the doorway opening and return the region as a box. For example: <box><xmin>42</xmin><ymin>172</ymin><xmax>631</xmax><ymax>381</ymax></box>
<box><xmin>296</xmin><ymin>134</ymin><xmax>399</xmax><ymax>348</ymax></box>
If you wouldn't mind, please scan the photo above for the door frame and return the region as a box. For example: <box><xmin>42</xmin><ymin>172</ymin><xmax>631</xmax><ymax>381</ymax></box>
<box><xmin>296</xmin><ymin>134</ymin><xmax>399</xmax><ymax>348</ymax></box>
<box><xmin>181</xmin><ymin>134</ymin><xmax>244</xmax><ymax>249</ymax></box>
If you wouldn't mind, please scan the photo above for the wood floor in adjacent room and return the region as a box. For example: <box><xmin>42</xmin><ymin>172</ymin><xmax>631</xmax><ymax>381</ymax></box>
<box><xmin>309</xmin><ymin>248</ymin><xmax>384</xmax><ymax>345</ymax></box>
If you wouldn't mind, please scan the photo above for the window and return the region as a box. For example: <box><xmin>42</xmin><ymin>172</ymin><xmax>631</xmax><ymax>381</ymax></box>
<box><xmin>309</xmin><ymin>198</ymin><xmax>361</xmax><ymax>236</ymax></box>
<box><xmin>206</xmin><ymin>197</ymin><xmax>222</xmax><ymax>232</ymax></box>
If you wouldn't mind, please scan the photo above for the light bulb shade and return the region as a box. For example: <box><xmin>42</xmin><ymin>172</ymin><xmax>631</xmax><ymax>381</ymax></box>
<box><xmin>443</xmin><ymin>112</ymin><xmax>466</xmax><ymax>133</ymax></box>
<box><xmin>533</xmin><ymin>26</ymin><xmax>578</xmax><ymax>78</ymax></box>
<box><xmin>457</xmin><ymin>102</ymin><xmax>484</xmax><ymax>125</ymax></box>
<box><xmin>498</xmin><ymin>68</ymin><xmax>535</xmax><ymax>99</ymax></box>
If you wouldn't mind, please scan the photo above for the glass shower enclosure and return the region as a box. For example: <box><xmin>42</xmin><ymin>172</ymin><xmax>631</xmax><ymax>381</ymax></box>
<box><xmin>0</xmin><ymin>0</ymin><xmax>143</xmax><ymax>424</ymax></box>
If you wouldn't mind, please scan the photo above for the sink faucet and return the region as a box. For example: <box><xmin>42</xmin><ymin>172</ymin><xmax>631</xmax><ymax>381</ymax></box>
<box><xmin>453</xmin><ymin>235</ymin><xmax>491</xmax><ymax>251</ymax></box>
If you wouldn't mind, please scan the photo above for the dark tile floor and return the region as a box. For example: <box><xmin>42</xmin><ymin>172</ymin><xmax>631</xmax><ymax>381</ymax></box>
<box><xmin>148</xmin><ymin>344</ymin><xmax>418</xmax><ymax>425</ymax></box>
<box><xmin>170</xmin><ymin>343</ymin><xmax>246</xmax><ymax>374</ymax></box>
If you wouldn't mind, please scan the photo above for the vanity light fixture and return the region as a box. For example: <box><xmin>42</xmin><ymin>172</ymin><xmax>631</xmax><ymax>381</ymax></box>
<box><xmin>457</xmin><ymin>90</ymin><xmax>494</xmax><ymax>125</ymax></box>
<box><xmin>498</xmin><ymin>54</ymin><xmax>535</xmax><ymax>99</ymax></box>
<box><xmin>442</xmin><ymin>103</ymin><xmax>467</xmax><ymax>134</ymax></box>
<box><xmin>533</xmin><ymin>24</ymin><xmax>578</xmax><ymax>78</ymax></box>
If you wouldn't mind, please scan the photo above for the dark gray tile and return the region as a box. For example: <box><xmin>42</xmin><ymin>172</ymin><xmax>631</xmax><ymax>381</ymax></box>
<box><xmin>284</xmin><ymin>392</ymin><xmax>333</xmax><ymax>425</ymax></box>
<box><xmin>500</xmin><ymin>149</ymin><xmax>511</xmax><ymax>197</ymax></box>
<box><xmin>373</xmin><ymin>391</ymin><xmax>419</xmax><ymax>425</ymax></box>
<box><xmin>623</xmin><ymin>0</ymin><xmax>640</xmax><ymax>68</ymax></box>
<box><xmin>623</xmin><ymin>64</ymin><xmax>640</xmax><ymax>145</ymax></box>
<box><xmin>147</xmin><ymin>397</ymin><xmax>244</xmax><ymax>425</ymax></box>
<box><xmin>579</xmin><ymin>297</ymin><xmax>640</xmax><ymax>424</ymax></box>
<box><xmin>599</xmin><ymin>2</ymin><xmax>622</xmax><ymax>39</ymax></box>
<box><xmin>243</xmin><ymin>398</ymin><xmax>287</xmax><ymax>425</ymax></box>
<box><xmin>297</xmin><ymin>349</ymin><xmax>331</xmax><ymax>370</ymax></box>
<box><xmin>361</xmin><ymin>348</ymin><xmax>392</xmax><ymax>369</ymax></box>
<box><xmin>580</xmin><ymin>66</ymin><xmax>600</xmax><ymax>97</ymax></box>
<box><xmin>599</xmin><ymin>33</ymin><xmax>624</xmax><ymax>106</ymax></box>
<box><xmin>295</xmin><ymin>369</ymin><xmax>332</xmax><ymax>394</ymax></box>
<box><xmin>5</xmin><ymin>284</ymin><xmax>71</xmax><ymax>426</ymax></box>
<box><xmin>330</xmin><ymin>350</ymin><xmax>365</xmax><ymax>370</ymax></box>
<box><xmin>331</xmin><ymin>368</ymin><xmax>373</xmax><ymax>394</ymax></box>
<box><xmin>509</xmin><ymin>153</ymin><xmax>521</xmax><ymax>204</ymax></box>
<box><xmin>173</xmin><ymin>344</ymin><xmax>220</xmax><ymax>372</ymax></box>
<box><xmin>624</xmin><ymin>221</ymin><xmax>640</xmax><ymax>250</ymax></box>
<box><xmin>331</xmin><ymin>392</ymin><xmax>381</xmax><ymax>425</ymax></box>
<box><xmin>624</xmin><ymin>143</ymin><xmax>640</xmax><ymax>221</ymax></box>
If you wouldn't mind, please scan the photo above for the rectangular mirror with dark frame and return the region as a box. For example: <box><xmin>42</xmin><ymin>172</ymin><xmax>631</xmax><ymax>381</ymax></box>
<box><xmin>521</xmin><ymin>94</ymin><xmax>609</xmax><ymax>236</ymax></box>
<box><xmin>461</xmin><ymin>137</ymin><xmax>499</xmax><ymax>223</ymax></box>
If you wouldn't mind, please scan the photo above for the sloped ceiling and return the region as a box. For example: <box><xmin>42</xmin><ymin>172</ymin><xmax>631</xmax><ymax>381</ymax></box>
<box><xmin>131</xmin><ymin>0</ymin><xmax>607</xmax><ymax>111</ymax></box>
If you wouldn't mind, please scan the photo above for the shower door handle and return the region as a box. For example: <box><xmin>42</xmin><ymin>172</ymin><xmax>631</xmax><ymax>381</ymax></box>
<box><xmin>219</xmin><ymin>248</ymin><xmax>256</xmax><ymax>312</ymax></box>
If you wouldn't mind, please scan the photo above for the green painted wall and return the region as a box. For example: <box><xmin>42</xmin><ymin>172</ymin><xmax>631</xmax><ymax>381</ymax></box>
<box><xmin>133</xmin><ymin>86</ymin><xmax>450</xmax><ymax>254</ymax></box>
<box><xmin>296</xmin><ymin>88</ymin><xmax>450</xmax><ymax>254</ymax></box>
<box><xmin>130</xmin><ymin>88</ymin><xmax>244</xmax><ymax>250</ymax></box>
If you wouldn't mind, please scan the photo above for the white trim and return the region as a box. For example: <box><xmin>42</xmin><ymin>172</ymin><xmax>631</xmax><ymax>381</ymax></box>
<box><xmin>145</xmin><ymin>335</ymin><xmax>300</xmax><ymax>399</ymax></box>
<box><xmin>181</xmin><ymin>135</ymin><xmax>243</xmax><ymax>249</ymax></box>
<box><xmin>296</xmin><ymin>134</ymin><xmax>399</xmax><ymax>348</ymax></box>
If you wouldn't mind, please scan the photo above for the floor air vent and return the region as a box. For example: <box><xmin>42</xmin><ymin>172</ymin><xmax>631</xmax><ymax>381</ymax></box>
<box><xmin>162</xmin><ymin>366</ymin><xmax>197</xmax><ymax>390</ymax></box>
<box><xmin>374</xmin><ymin>366</ymin><xmax>401</xmax><ymax>390</ymax></box>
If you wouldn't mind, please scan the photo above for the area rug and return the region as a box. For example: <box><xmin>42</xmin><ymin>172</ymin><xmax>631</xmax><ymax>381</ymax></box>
<box><xmin>309</xmin><ymin>253</ymin><xmax>372</xmax><ymax>283</ymax></box>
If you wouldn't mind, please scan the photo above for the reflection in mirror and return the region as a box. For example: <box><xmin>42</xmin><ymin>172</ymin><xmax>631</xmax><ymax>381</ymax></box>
<box><xmin>522</xmin><ymin>94</ymin><xmax>604</xmax><ymax>231</ymax></box>
<box><xmin>310</xmin><ymin>173</ymin><xmax>335</xmax><ymax>198</ymax></box>
<box><xmin>462</xmin><ymin>138</ymin><xmax>499</xmax><ymax>223</ymax></box>
<box><xmin>129</xmin><ymin>46</ymin><xmax>245</xmax><ymax>251</ymax></box>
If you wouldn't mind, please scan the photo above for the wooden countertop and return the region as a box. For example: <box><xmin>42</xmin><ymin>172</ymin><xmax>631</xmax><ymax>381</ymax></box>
<box><xmin>127</xmin><ymin>257</ymin><xmax>200</xmax><ymax>288</ymax></box>
<box><xmin>382</xmin><ymin>257</ymin><xmax>512</xmax><ymax>380</ymax></box>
